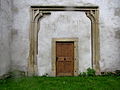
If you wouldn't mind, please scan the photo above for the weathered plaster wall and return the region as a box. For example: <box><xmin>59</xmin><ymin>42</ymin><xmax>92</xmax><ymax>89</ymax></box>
<box><xmin>11</xmin><ymin>0</ymin><xmax>120</xmax><ymax>75</ymax></box>
<box><xmin>0</xmin><ymin>0</ymin><xmax>13</xmax><ymax>76</ymax></box>
<box><xmin>38</xmin><ymin>12</ymin><xmax>91</xmax><ymax>75</ymax></box>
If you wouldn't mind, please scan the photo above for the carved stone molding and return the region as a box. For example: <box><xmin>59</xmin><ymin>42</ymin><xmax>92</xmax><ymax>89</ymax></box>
<box><xmin>85</xmin><ymin>10</ymin><xmax>100</xmax><ymax>74</ymax></box>
<box><xmin>28</xmin><ymin>9</ymin><xmax>51</xmax><ymax>76</ymax></box>
<box><xmin>28</xmin><ymin>6</ymin><xmax>100</xmax><ymax>76</ymax></box>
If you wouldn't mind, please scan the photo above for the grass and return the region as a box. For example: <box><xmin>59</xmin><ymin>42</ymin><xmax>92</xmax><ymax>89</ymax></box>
<box><xmin>0</xmin><ymin>76</ymin><xmax>120</xmax><ymax>90</ymax></box>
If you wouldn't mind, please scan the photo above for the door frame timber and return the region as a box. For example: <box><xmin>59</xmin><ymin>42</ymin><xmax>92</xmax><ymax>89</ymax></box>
<box><xmin>28</xmin><ymin>6</ymin><xmax>100</xmax><ymax>76</ymax></box>
<box><xmin>52</xmin><ymin>38</ymin><xmax>78</xmax><ymax>76</ymax></box>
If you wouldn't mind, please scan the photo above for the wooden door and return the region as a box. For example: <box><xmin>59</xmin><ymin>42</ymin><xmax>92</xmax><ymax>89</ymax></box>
<box><xmin>56</xmin><ymin>42</ymin><xmax>74</xmax><ymax>76</ymax></box>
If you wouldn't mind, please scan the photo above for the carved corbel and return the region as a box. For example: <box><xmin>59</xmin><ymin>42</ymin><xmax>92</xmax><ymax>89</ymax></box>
<box><xmin>85</xmin><ymin>10</ymin><xmax>96</xmax><ymax>23</ymax></box>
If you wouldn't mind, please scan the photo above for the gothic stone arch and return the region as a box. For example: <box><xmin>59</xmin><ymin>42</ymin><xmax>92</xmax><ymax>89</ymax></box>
<box><xmin>28</xmin><ymin>6</ymin><xmax>100</xmax><ymax>76</ymax></box>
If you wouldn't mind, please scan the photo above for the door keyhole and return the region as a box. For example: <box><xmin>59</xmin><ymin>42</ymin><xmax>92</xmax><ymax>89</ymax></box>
<box><xmin>64</xmin><ymin>58</ymin><xmax>66</xmax><ymax>60</ymax></box>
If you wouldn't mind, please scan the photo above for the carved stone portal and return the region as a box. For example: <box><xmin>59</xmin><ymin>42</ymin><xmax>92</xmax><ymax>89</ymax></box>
<box><xmin>28</xmin><ymin>6</ymin><xmax>100</xmax><ymax>76</ymax></box>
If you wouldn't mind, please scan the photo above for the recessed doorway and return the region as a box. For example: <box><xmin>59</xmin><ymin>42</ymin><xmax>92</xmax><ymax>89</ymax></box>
<box><xmin>52</xmin><ymin>38</ymin><xmax>79</xmax><ymax>76</ymax></box>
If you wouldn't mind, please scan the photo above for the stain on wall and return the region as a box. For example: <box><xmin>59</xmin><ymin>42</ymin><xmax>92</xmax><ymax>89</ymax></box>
<box><xmin>114</xmin><ymin>8</ymin><xmax>120</xmax><ymax>17</ymax></box>
<box><xmin>115</xmin><ymin>28</ymin><xmax>120</xmax><ymax>39</ymax></box>
<box><xmin>11</xmin><ymin>29</ymin><xmax>18</xmax><ymax>40</ymax></box>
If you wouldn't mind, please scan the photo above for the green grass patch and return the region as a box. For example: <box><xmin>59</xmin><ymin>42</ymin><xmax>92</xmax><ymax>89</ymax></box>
<box><xmin>0</xmin><ymin>76</ymin><xmax>120</xmax><ymax>90</ymax></box>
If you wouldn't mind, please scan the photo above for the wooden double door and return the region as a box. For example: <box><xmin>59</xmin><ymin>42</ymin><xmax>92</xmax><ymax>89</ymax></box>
<box><xmin>56</xmin><ymin>42</ymin><xmax>74</xmax><ymax>76</ymax></box>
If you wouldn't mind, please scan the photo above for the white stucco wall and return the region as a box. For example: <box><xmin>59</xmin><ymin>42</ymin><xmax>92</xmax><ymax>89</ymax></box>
<box><xmin>0</xmin><ymin>0</ymin><xmax>13</xmax><ymax>76</ymax></box>
<box><xmin>38</xmin><ymin>12</ymin><xmax>91</xmax><ymax>75</ymax></box>
<box><xmin>10</xmin><ymin>0</ymin><xmax>120</xmax><ymax>75</ymax></box>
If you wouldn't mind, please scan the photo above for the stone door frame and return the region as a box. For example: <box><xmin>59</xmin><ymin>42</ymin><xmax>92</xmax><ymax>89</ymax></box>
<box><xmin>52</xmin><ymin>38</ymin><xmax>79</xmax><ymax>76</ymax></box>
<box><xmin>28</xmin><ymin>6</ymin><xmax>100</xmax><ymax>76</ymax></box>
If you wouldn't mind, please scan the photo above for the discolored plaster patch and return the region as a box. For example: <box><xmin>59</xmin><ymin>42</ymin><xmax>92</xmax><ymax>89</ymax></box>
<box><xmin>114</xmin><ymin>8</ymin><xmax>120</xmax><ymax>17</ymax></box>
<box><xmin>0</xmin><ymin>0</ymin><xmax>1</xmax><ymax>10</ymax></box>
<box><xmin>12</xmin><ymin>5</ymin><xmax>19</xmax><ymax>13</ymax></box>
<box><xmin>12</xmin><ymin>29</ymin><xmax>18</xmax><ymax>35</ymax></box>
<box><xmin>12</xmin><ymin>7</ymin><xmax>18</xmax><ymax>13</ymax></box>
<box><xmin>11</xmin><ymin>29</ymin><xmax>18</xmax><ymax>40</ymax></box>
<box><xmin>115</xmin><ymin>28</ymin><xmax>120</xmax><ymax>39</ymax></box>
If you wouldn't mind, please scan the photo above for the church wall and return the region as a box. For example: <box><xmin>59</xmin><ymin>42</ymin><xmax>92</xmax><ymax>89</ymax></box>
<box><xmin>11</xmin><ymin>0</ymin><xmax>120</xmax><ymax>75</ymax></box>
